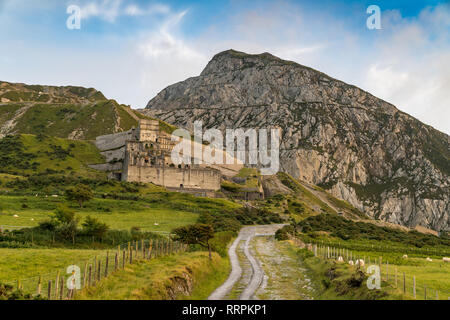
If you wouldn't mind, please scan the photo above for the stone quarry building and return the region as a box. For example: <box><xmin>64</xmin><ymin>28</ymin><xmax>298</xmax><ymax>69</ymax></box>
<box><xmin>90</xmin><ymin>119</ymin><xmax>237</xmax><ymax>193</ymax></box>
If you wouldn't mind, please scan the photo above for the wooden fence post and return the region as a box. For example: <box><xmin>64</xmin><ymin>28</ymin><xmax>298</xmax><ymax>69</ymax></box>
<box><xmin>386</xmin><ymin>261</ymin><xmax>389</xmax><ymax>281</ymax></box>
<box><xmin>142</xmin><ymin>239</ymin><xmax>145</xmax><ymax>258</ymax></box>
<box><xmin>157</xmin><ymin>240</ymin><xmax>160</xmax><ymax>257</ymax></box>
<box><xmin>413</xmin><ymin>276</ymin><xmax>416</xmax><ymax>299</ymax></box>
<box><xmin>98</xmin><ymin>261</ymin><xmax>102</xmax><ymax>282</ymax></box>
<box><xmin>148</xmin><ymin>240</ymin><xmax>153</xmax><ymax>259</ymax></box>
<box><xmin>424</xmin><ymin>285</ymin><xmax>427</xmax><ymax>300</ymax></box>
<box><xmin>93</xmin><ymin>256</ymin><xmax>97</xmax><ymax>284</ymax></box>
<box><xmin>122</xmin><ymin>250</ymin><xmax>126</xmax><ymax>269</ymax></box>
<box><xmin>403</xmin><ymin>272</ymin><xmax>406</xmax><ymax>294</ymax></box>
<box><xmin>47</xmin><ymin>280</ymin><xmax>52</xmax><ymax>300</ymax></box>
<box><xmin>37</xmin><ymin>275</ymin><xmax>42</xmax><ymax>295</ymax></box>
<box><xmin>395</xmin><ymin>268</ymin><xmax>398</xmax><ymax>288</ymax></box>
<box><xmin>55</xmin><ymin>271</ymin><xmax>60</xmax><ymax>299</ymax></box>
<box><xmin>83</xmin><ymin>262</ymin><xmax>88</xmax><ymax>288</ymax></box>
<box><xmin>105</xmin><ymin>251</ymin><xmax>109</xmax><ymax>277</ymax></box>
<box><xmin>114</xmin><ymin>252</ymin><xmax>118</xmax><ymax>272</ymax></box>
<box><xmin>59</xmin><ymin>276</ymin><xmax>64</xmax><ymax>300</ymax></box>
<box><xmin>88</xmin><ymin>265</ymin><xmax>92</xmax><ymax>287</ymax></box>
<box><xmin>129</xmin><ymin>248</ymin><xmax>133</xmax><ymax>264</ymax></box>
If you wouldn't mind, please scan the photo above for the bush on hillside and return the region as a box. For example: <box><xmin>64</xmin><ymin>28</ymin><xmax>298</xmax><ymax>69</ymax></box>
<box><xmin>198</xmin><ymin>207</ymin><xmax>283</xmax><ymax>233</ymax></box>
<box><xmin>297</xmin><ymin>214</ymin><xmax>450</xmax><ymax>248</ymax></box>
<box><xmin>275</xmin><ymin>225</ymin><xmax>295</xmax><ymax>240</ymax></box>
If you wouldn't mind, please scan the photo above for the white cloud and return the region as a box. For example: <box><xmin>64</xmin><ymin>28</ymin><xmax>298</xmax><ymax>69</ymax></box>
<box><xmin>124</xmin><ymin>3</ymin><xmax>170</xmax><ymax>16</ymax></box>
<box><xmin>136</xmin><ymin>10</ymin><xmax>208</xmax><ymax>103</ymax></box>
<box><xmin>79</xmin><ymin>0</ymin><xmax>170</xmax><ymax>22</ymax></box>
<box><xmin>80</xmin><ymin>0</ymin><xmax>122</xmax><ymax>22</ymax></box>
<box><xmin>361</xmin><ymin>4</ymin><xmax>450</xmax><ymax>133</ymax></box>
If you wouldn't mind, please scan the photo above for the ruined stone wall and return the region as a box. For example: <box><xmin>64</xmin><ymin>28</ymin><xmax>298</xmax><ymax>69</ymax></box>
<box><xmin>123</xmin><ymin>165</ymin><xmax>221</xmax><ymax>191</ymax></box>
<box><xmin>95</xmin><ymin>129</ymin><xmax>135</xmax><ymax>152</ymax></box>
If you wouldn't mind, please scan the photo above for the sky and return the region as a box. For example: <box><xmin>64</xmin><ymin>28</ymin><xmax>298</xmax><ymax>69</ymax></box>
<box><xmin>0</xmin><ymin>0</ymin><xmax>449</xmax><ymax>134</ymax></box>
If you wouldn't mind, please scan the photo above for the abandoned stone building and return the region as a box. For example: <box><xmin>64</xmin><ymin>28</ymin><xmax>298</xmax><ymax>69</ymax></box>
<box><xmin>90</xmin><ymin>119</ymin><xmax>231</xmax><ymax>193</ymax></box>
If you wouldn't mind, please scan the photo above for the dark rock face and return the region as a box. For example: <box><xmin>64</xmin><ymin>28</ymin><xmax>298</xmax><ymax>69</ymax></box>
<box><xmin>143</xmin><ymin>49</ymin><xmax>449</xmax><ymax>231</ymax></box>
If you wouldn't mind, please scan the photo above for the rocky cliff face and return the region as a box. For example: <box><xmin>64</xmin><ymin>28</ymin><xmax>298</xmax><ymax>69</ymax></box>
<box><xmin>143</xmin><ymin>49</ymin><xmax>450</xmax><ymax>231</ymax></box>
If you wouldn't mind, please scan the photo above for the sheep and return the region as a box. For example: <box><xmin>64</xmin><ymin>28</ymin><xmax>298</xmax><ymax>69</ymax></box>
<box><xmin>349</xmin><ymin>260</ymin><xmax>354</xmax><ymax>266</ymax></box>
<box><xmin>13</xmin><ymin>214</ymin><xmax>19</xmax><ymax>218</ymax></box>
<box><xmin>426</xmin><ymin>257</ymin><xmax>433</xmax><ymax>262</ymax></box>
<box><xmin>402</xmin><ymin>255</ymin><xmax>408</xmax><ymax>259</ymax></box>
<box><xmin>355</xmin><ymin>259</ymin><xmax>365</xmax><ymax>267</ymax></box>
<box><xmin>443</xmin><ymin>257</ymin><xmax>450</xmax><ymax>263</ymax></box>
<box><xmin>337</xmin><ymin>256</ymin><xmax>344</xmax><ymax>263</ymax></box>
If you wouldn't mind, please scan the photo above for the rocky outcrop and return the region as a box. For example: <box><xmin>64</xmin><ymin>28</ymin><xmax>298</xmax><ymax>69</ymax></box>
<box><xmin>143</xmin><ymin>49</ymin><xmax>449</xmax><ymax>231</ymax></box>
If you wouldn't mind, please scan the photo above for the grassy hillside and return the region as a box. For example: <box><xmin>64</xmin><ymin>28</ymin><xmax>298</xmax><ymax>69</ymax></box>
<box><xmin>0</xmin><ymin>81</ymin><xmax>178</xmax><ymax>140</ymax></box>
<box><xmin>0</xmin><ymin>134</ymin><xmax>105</xmax><ymax>177</ymax></box>
<box><xmin>297</xmin><ymin>214</ymin><xmax>450</xmax><ymax>253</ymax></box>
<box><xmin>76</xmin><ymin>252</ymin><xmax>229</xmax><ymax>300</ymax></box>
<box><xmin>0</xmin><ymin>248</ymin><xmax>106</xmax><ymax>282</ymax></box>
<box><xmin>258</xmin><ymin>172</ymin><xmax>366</xmax><ymax>224</ymax></box>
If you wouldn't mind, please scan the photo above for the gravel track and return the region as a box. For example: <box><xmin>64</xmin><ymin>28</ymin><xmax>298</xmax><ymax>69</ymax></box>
<box><xmin>208</xmin><ymin>224</ymin><xmax>285</xmax><ymax>300</ymax></box>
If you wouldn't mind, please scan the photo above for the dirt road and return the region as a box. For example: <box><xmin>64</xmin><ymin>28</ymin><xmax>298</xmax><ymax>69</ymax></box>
<box><xmin>208</xmin><ymin>224</ymin><xmax>313</xmax><ymax>300</ymax></box>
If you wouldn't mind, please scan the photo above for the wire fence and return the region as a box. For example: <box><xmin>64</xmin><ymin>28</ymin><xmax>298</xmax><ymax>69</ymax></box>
<box><xmin>305</xmin><ymin>243</ymin><xmax>450</xmax><ymax>300</ymax></box>
<box><xmin>2</xmin><ymin>238</ymin><xmax>188</xmax><ymax>300</ymax></box>
<box><xmin>304</xmin><ymin>239</ymin><xmax>450</xmax><ymax>258</ymax></box>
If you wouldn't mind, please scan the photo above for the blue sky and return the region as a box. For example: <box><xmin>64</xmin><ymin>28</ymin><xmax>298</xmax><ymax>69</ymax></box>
<box><xmin>0</xmin><ymin>0</ymin><xmax>449</xmax><ymax>134</ymax></box>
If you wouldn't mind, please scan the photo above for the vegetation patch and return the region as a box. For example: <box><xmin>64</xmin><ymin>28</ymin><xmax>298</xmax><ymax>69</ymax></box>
<box><xmin>297</xmin><ymin>214</ymin><xmax>450</xmax><ymax>249</ymax></box>
<box><xmin>76</xmin><ymin>252</ymin><xmax>228</xmax><ymax>300</ymax></box>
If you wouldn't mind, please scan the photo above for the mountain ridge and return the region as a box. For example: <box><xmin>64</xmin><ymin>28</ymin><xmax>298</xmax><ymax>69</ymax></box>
<box><xmin>0</xmin><ymin>81</ymin><xmax>149</xmax><ymax>140</ymax></box>
<box><xmin>143</xmin><ymin>49</ymin><xmax>450</xmax><ymax>232</ymax></box>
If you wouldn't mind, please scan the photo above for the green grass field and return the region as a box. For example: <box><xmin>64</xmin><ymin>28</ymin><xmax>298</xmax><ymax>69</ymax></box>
<box><xmin>0</xmin><ymin>195</ymin><xmax>199</xmax><ymax>233</ymax></box>
<box><xmin>0</xmin><ymin>247</ymin><xmax>108</xmax><ymax>291</ymax></box>
<box><xmin>339</xmin><ymin>248</ymin><xmax>450</xmax><ymax>299</ymax></box>
<box><xmin>308</xmin><ymin>244</ymin><xmax>450</xmax><ymax>300</ymax></box>
<box><xmin>76</xmin><ymin>251</ymin><xmax>230</xmax><ymax>300</ymax></box>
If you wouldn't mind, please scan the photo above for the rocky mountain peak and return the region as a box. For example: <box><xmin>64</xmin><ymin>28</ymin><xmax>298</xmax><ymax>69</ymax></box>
<box><xmin>200</xmin><ymin>49</ymin><xmax>300</xmax><ymax>76</ymax></box>
<box><xmin>143</xmin><ymin>50</ymin><xmax>449</xmax><ymax>232</ymax></box>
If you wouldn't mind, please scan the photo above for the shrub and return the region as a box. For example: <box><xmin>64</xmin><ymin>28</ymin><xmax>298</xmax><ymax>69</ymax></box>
<box><xmin>82</xmin><ymin>216</ymin><xmax>109</xmax><ymax>239</ymax></box>
<box><xmin>296</xmin><ymin>248</ymin><xmax>315</xmax><ymax>260</ymax></box>
<box><xmin>275</xmin><ymin>225</ymin><xmax>295</xmax><ymax>240</ymax></box>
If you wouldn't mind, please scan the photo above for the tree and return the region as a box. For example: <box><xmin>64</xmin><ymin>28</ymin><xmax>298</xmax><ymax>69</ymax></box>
<box><xmin>82</xmin><ymin>216</ymin><xmax>109</xmax><ymax>240</ymax></box>
<box><xmin>52</xmin><ymin>206</ymin><xmax>79</xmax><ymax>244</ymax></box>
<box><xmin>172</xmin><ymin>224</ymin><xmax>215</xmax><ymax>260</ymax></box>
<box><xmin>65</xmin><ymin>184</ymin><xmax>93</xmax><ymax>208</ymax></box>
